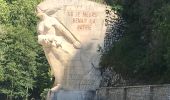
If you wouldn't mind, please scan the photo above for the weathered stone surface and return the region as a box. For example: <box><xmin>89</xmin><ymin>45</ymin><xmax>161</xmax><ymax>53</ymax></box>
<box><xmin>153</xmin><ymin>86</ymin><xmax>170</xmax><ymax>100</ymax></box>
<box><xmin>37</xmin><ymin>0</ymin><xmax>106</xmax><ymax>91</ymax></box>
<box><xmin>97</xmin><ymin>87</ymin><xmax>125</xmax><ymax>100</ymax></box>
<box><xmin>126</xmin><ymin>86</ymin><xmax>150</xmax><ymax>100</ymax></box>
<box><xmin>97</xmin><ymin>85</ymin><xmax>170</xmax><ymax>100</ymax></box>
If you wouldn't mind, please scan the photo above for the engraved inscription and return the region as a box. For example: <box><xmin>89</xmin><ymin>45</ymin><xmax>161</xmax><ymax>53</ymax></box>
<box><xmin>67</xmin><ymin>10</ymin><xmax>98</xmax><ymax>31</ymax></box>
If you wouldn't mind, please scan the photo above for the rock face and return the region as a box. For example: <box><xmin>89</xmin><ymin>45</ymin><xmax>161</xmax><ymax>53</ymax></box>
<box><xmin>37</xmin><ymin>0</ymin><xmax>106</xmax><ymax>91</ymax></box>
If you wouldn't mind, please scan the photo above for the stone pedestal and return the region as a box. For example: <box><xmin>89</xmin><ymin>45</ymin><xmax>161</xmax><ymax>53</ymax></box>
<box><xmin>51</xmin><ymin>90</ymin><xmax>96</xmax><ymax>100</ymax></box>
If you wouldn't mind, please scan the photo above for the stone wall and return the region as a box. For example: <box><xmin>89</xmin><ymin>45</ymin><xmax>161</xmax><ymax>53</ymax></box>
<box><xmin>96</xmin><ymin>84</ymin><xmax>170</xmax><ymax>100</ymax></box>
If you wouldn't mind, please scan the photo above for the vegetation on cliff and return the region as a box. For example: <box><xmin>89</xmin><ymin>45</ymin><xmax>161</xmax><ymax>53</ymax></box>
<box><xmin>101</xmin><ymin>0</ymin><xmax>170</xmax><ymax>85</ymax></box>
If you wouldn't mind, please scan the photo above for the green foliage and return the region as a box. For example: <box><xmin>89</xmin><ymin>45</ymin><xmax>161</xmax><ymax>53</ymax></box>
<box><xmin>150</xmin><ymin>4</ymin><xmax>170</xmax><ymax>83</ymax></box>
<box><xmin>0</xmin><ymin>66</ymin><xmax>4</xmax><ymax>81</ymax></box>
<box><xmin>0</xmin><ymin>0</ymin><xmax>51</xmax><ymax>99</ymax></box>
<box><xmin>40</xmin><ymin>88</ymin><xmax>50</xmax><ymax>100</ymax></box>
<box><xmin>0</xmin><ymin>0</ymin><xmax>10</xmax><ymax>24</ymax></box>
<box><xmin>0</xmin><ymin>25</ymin><xmax>37</xmax><ymax>99</ymax></box>
<box><xmin>8</xmin><ymin>0</ymin><xmax>39</xmax><ymax>29</ymax></box>
<box><xmin>101</xmin><ymin>0</ymin><xmax>170</xmax><ymax>85</ymax></box>
<box><xmin>33</xmin><ymin>47</ymin><xmax>52</xmax><ymax>99</ymax></box>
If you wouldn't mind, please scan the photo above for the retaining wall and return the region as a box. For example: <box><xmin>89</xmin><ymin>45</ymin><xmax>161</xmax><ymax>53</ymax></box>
<box><xmin>97</xmin><ymin>84</ymin><xmax>170</xmax><ymax>100</ymax></box>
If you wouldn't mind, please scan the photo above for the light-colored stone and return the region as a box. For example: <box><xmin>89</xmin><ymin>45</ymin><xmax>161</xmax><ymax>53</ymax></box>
<box><xmin>37</xmin><ymin>0</ymin><xmax>106</xmax><ymax>91</ymax></box>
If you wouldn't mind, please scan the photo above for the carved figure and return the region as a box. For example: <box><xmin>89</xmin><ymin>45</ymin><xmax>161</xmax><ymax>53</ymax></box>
<box><xmin>36</xmin><ymin>9</ymin><xmax>81</xmax><ymax>93</ymax></box>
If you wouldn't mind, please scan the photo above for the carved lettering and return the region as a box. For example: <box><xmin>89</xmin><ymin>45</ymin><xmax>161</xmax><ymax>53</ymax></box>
<box><xmin>77</xmin><ymin>24</ymin><xmax>91</xmax><ymax>30</ymax></box>
<box><xmin>82</xmin><ymin>12</ymin><xmax>97</xmax><ymax>17</ymax></box>
<box><xmin>89</xmin><ymin>19</ymin><xmax>95</xmax><ymax>24</ymax></box>
<box><xmin>67</xmin><ymin>11</ymin><xmax>73</xmax><ymax>16</ymax></box>
<box><xmin>67</xmin><ymin>10</ymin><xmax>98</xmax><ymax>31</ymax></box>
<box><xmin>73</xmin><ymin>18</ymin><xmax>87</xmax><ymax>23</ymax></box>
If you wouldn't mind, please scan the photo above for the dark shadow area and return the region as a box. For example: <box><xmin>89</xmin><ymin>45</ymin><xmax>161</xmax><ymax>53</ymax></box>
<box><xmin>100</xmin><ymin>0</ymin><xmax>170</xmax><ymax>87</ymax></box>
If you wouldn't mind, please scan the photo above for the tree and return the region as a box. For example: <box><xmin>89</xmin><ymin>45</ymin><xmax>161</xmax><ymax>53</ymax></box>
<box><xmin>0</xmin><ymin>0</ymin><xmax>52</xmax><ymax>99</ymax></box>
<box><xmin>0</xmin><ymin>0</ymin><xmax>9</xmax><ymax>24</ymax></box>
<box><xmin>0</xmin><ymin>25</ymin><xmax>37</xmax><ymax>100</ymax></box>
<box><xmin>100</xmin><ymin>0</ymin><xmax>170</xmax><ymax>85</ymax></box>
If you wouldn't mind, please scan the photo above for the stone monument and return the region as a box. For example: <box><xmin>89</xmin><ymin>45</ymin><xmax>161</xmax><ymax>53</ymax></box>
<box><xmin>36</xmin><ymin>0</ymin><xmax>106</xmax><ymax>99</ymax></box>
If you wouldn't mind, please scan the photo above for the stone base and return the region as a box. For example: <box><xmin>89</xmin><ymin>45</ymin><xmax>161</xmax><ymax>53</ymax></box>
<box><xmin>49</xmin><ymin>90</ymin><xmax>96</xmax><ymax>100</ymax></box>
